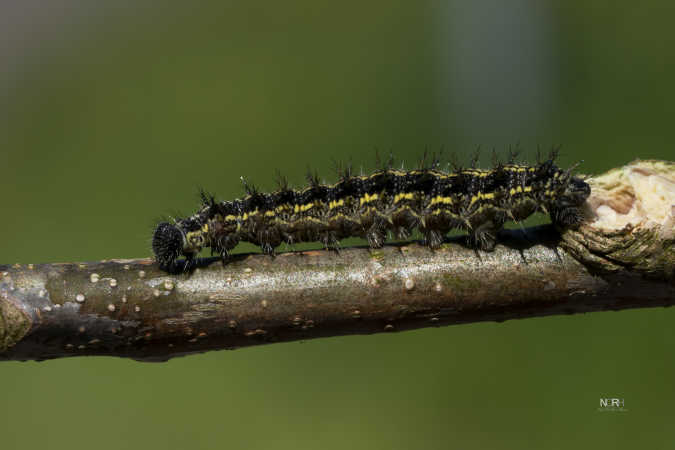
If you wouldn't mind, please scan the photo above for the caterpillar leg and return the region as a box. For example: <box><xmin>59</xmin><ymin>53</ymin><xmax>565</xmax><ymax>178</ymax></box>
<box><xmin>467</xmin><ymin>220</ymin><xmax>501</xmax><ymax>251</ymax></box>
<box><xmin>260</xmin><ymin>242</ymin><xmax>276</xmax><ymax>256</ymax></box>
<box><xmin>366</xmin><ymin>228</ymin><xmax>386</xmax><ymax>248</ymax></box>
<box><xmin>258</xmin><ymin>229</ymin><xmax>281</xmax><ymax>256</ymax></box>
<box><xmin>282</xmin><ymin>235</ymin><xmax>298</xmax><ymax>254</ymax></box>
<box><xmin>551</xmin><ymin>206</ymin><xmax>584</xmax><ymax>228</ymax></box>
<box><xmin>423</xmin><ymin>229</ymin><xmax>444</xmax><ymax>249</ymax></box>
<box><xmin>160</xmin><ymin>254</ymin><xmax>197</xmax><ymax>274</ymax></box>
<box><xmin>219</xmin><ymin>249</ymin><xmax>230</xmax><ymax>266</ymax></box>
<box><xmin>320</xmin><ymin>232</ymin><xmax>341</xmax><ymax>253</ymax></box>
<box><xmin>182</xmin><ymin>254</ymin><xmax>198</xmax><ymax>273</ymax></box>
<box><xmin>158</xmin><ymin>259</ymin><xmax>179</xmax><ymax>274</ymax></box>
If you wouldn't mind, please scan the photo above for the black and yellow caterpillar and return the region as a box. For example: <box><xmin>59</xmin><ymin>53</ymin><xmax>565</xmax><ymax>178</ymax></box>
<box><xmin>152</xmin><ymin>153</ymin><xmax>590</xmax><ymax>272</ymax></box>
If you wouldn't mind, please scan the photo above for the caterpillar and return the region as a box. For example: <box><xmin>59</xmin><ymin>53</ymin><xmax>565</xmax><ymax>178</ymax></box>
<box><xmin>152</xmin><ymin>151</ymin><xmax>590</xmax><ymax>272</ymax></box>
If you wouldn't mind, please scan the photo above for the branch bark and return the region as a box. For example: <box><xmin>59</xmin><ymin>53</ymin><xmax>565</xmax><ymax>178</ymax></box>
<box><xmin>1</xmin><ymin>160</ymin><xmax>673</xmax><ymax>362</ymax></box>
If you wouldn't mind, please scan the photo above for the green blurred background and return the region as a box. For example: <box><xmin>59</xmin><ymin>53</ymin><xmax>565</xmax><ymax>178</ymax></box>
<box><xmin>1</xmin><ymin>1</ymin><xmax>673</xmax><ymax>449</ymax></box>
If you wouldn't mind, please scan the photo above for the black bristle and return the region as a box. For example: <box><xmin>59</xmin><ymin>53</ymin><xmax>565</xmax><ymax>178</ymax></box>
<box><xmin>152</xmin><ymin>222</ymin><xmax>183</xmax><ymax>271</ymax></box>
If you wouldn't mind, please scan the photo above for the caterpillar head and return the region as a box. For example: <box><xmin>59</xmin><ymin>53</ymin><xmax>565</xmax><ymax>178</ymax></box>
<box><xmin>152</xmin><ymin>218</ymin><xmax>207</xmax><ymax>270</ymax></box>
<box><xmin>152</xmin><ymin>222</ymin><xmax>183</xmax><ymax>270</ymax></box>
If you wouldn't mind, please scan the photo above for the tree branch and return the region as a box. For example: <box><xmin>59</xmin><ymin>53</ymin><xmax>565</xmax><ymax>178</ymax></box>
<box><xmin>1</xmin><ymin>160</ymin><xmax>673</xmax><ymax>362</ymax></box>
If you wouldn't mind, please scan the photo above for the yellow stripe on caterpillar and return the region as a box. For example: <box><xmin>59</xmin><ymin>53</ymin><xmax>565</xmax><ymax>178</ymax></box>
<box><xmin>430</xmin><ymin>195</ymin><xmax>453</xmax><ymax>206</ymax></box>
<box><xmin>394</xmin><ymin>192</ymin><xmax>415</xmax><ymax>203</ymax></box>
<box><xmin>359</xmin><ymin>193</ymin><xmax>380</xmax><ymax>206</ymax></box>
<box><xmin>329</xmin><ymin>199</ymin><xmax>345</xmax><ymax>209</ymax></box>
<box><xmin>293</xmin><ymin>203</ymin><xmax>316</xmax><ymax>213</ymax></box>
<box><xmin>508</xmin><ymin>186</ymin><xmax>525</xmax><ymax>196</ymax></box>
<box><xmin>469</xmin><ymin>192</ymin><xmax>496</xmax><ymax>206</ymax></box>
